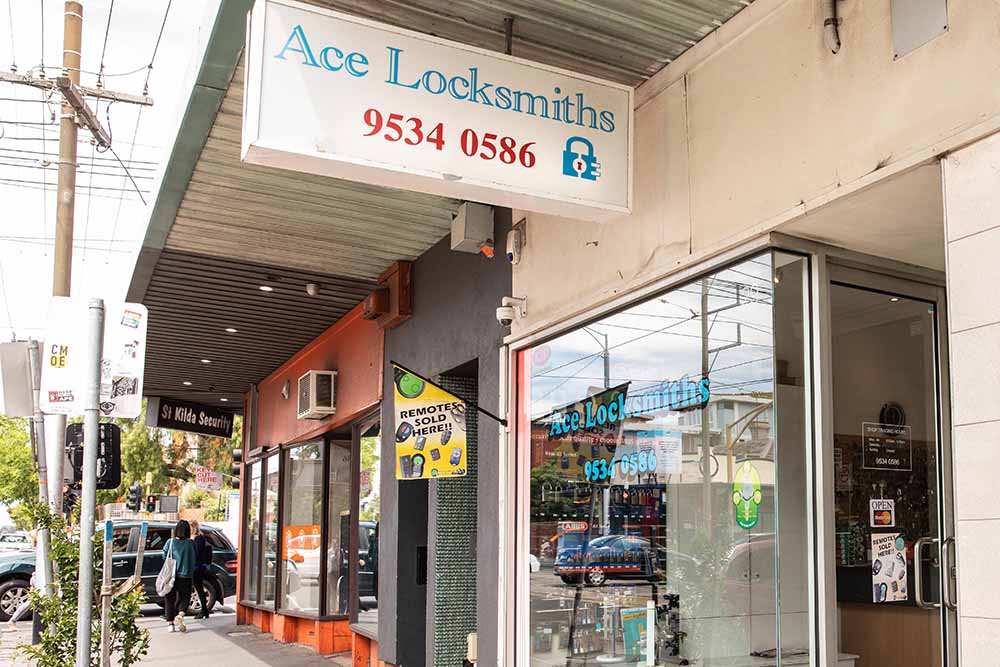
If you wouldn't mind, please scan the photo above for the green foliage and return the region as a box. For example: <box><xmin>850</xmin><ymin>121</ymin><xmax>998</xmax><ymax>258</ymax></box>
<box><xmin>18</xmin><ymin>504</ymin><xmax>149</xmax><ymax>667</ymax></box>
<box><xmin>0</xmin><ymin>415</ymin><xmax>39</xmax><ymax>528</ymax></box>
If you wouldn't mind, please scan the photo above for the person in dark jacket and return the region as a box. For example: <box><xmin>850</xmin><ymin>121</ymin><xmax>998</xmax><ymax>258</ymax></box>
<box><xmin>190</xmin><ymin>520</ymin><xmax>214</xmax><ymax>618</ymax></box>
<box><xmin>163</xmin><ymin>519</ymin><xmax>197</xmax><ymax>632</ymax></box>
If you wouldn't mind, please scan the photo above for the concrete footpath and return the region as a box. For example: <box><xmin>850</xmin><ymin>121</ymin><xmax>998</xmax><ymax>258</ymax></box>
<box><xmin>1</xmin><ymin>603</ymin><xmax>350</xmax><ymax>666</ymax></box>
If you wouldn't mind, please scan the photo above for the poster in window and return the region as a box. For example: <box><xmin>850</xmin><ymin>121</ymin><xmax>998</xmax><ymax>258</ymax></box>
<box><xmin>871</xmin><ymin>532</ymin><xmax>907</xmax><ymax>603</ymax></box>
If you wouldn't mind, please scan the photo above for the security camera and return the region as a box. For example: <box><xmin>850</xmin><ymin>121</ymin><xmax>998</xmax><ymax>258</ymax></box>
<box><xmin>506</xmin><ymin>223</ymin><xmax>525</xmax><ymax>265</ymax></box>
<box><xmin>496</xmin><ymin>306</ymin><xmax>515</xmax><ymax>327</ymax></box>
<box><xmin>496</xmin><ymin>296</ymin><xmax>527</xmax><ymax>326</ymax></box>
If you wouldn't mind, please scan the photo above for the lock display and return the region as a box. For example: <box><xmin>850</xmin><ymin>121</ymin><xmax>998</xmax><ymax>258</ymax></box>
<box><xmin>562</xmin><ymin>136</ymin><xmax>602</xmax><ymax>181</ymax></box>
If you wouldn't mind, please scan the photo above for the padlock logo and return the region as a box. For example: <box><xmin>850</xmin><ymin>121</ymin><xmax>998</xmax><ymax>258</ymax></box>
<box><xmin>561</xmin><ymin>136</ymin><xmax>601</xmax><ymax>181</ymax></box>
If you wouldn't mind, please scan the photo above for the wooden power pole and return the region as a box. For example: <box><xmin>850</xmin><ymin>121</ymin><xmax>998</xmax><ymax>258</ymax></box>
<box><xmin>53</xmin><ymin>1</ymin><xmax>82</xmax><ymax>297</ymax></box>
<box><xmin>0</xmin><ymin>3</ymin><xmax>153</xmax><ymax>662</ymax></box>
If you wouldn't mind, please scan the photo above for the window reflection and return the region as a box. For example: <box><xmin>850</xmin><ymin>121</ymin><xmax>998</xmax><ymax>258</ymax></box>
<box><xmin>261</xmin><ymin>454</ymin><xmax>280</xmax><ymax>608</ymax></box>
<box><xmin>280</xmin><ymin>442</ymin><xmax>323</xmax><ymax>614</ymax></box>
<box><xmin>522</xmin><ymin>253</ymin><xmax>810</xmax><ymax>665</ymax></box>
<box><xmin>244</xmin><ymin>462</ymin><xmax>262</xmax><ymax>602</ymax></box>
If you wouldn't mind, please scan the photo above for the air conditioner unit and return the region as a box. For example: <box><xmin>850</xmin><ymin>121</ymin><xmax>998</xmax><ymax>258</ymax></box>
<box><xmin>297</xmin><ymin>370</ymin><xmax>337</xmax><ymax>420</ymax></box>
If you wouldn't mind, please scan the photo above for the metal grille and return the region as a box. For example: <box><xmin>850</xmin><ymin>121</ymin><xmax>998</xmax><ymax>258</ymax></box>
<box><xmin>433</xmin><ymin>375</ymin><xmax>479</xmax><ymax>667</ymax></box>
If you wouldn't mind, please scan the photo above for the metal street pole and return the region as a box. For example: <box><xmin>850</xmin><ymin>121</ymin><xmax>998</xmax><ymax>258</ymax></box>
<box><xmin>75</xmin><ymin>298</ymin><xmax>105</xmax><ymax>667</ymax></box>
<box><xmin>99</xmin><ymin>520</ymin><xmax>113</xmax><ymax>667</ymax></box>
<box><xmin>700</xmin><ymin>280</ymin><xmax>712</xmax><ymax>538</ymax></box>
<box><xmin>27</xmin><ymin>341</ymin><xmax>53</xmax><ymax>643</ymax></box>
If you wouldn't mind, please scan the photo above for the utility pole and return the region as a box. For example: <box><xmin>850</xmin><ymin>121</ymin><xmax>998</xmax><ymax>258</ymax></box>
<box><xmin>700</xmin><ymin>282</ymin><xmax>712</xmax><ymax>537</ymax></box>
<box><xmin>2</xmin><ymin>4</ymin><xmax>153</xmax><ymax>663</ymax></box>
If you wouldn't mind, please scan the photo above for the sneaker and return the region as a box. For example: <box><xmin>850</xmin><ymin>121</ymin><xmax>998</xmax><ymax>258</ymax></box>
<box><xmin>174</xmin><ymin>613</ymin><xmax>187</xmax><ymax>633</ymax></box>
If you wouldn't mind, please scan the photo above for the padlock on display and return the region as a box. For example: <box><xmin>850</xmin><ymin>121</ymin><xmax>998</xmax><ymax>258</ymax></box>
<box><xmin>561</xmin><ymin>136</ymin><xmax>601</xmax><ymax>181</ymax></box>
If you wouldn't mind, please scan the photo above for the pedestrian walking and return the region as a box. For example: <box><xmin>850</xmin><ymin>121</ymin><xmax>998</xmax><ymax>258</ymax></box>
<box><xmin>190</xmin><ymin>520</ymin><xmax>215</xmax><ymax>618</ymax></box>
<box><xmin>162</xmin><ymin>520</ymin><xmax>197</xmax><ymax>633</ymax></box>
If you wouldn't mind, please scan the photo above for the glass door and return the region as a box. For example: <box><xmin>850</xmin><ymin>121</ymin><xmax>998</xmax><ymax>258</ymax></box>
<box><xmin>827</xmin><ymin>267</ymin><xmax>957</xmax><ymax>667</ymax></box>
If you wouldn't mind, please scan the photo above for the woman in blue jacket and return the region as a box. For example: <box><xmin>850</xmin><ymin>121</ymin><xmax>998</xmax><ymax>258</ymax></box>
<box><xmin>163</xmin><ymin>519</ymin><xmax>197</xmax><ymax>632</ymax></box>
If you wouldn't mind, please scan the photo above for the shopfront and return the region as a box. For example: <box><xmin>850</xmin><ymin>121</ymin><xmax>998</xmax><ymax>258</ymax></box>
<box><xmin>506</xmin><ymin>240</ymin><xmax>957</xmax><ymax>667</ymax></box>
<box><xmin>237</xmin><ymin>303</ymin><xmax>385</xmax><ymax>655</ymax></box>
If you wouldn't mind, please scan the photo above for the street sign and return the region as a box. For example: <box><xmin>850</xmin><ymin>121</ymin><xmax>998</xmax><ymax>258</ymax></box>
<box><xmin>243</xmin><ymin>0</ymin><xmax>633</xmax><ymax>221</ymax></box>
<box><xmin>145</xmin><ymin>396</ymin><xmax>235</xmax><ymax>438</ymax></box>
<box><xmin>0</xmin><ymin>342</ymin><xmax>32</xmax><ymax>417</ymax></box>
<box><xmin>39</xmin><ymin>298</ymin><xmax>147</xmax><ymax>418</ymax></box>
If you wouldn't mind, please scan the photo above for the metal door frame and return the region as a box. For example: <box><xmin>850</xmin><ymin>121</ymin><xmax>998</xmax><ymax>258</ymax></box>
<box><xmin>773</xmin><ymin>233</ymin><xmax>958</xmax><ymax>667</ymax></box>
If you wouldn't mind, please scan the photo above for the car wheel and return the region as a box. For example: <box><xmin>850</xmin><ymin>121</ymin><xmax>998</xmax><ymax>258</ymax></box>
<box><xmin>585</xmin><ymin>568</ymin><xmax>606</xmax><ymax>586</ymax></box>
<box><xmin>0</xmin><ymin>579</ymin><xmax>31</xmax><ymax>622</ymax></box>
<box><xmin>188</xmin><ymin>582</ymin><xmax>217</xmax><ymax>616</ymax></box>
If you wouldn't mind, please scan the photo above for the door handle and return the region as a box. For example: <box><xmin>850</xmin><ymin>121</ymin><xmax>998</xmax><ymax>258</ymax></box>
<box><xmin>914</xmin><ymin>537</ymin><xmax>941</xmax><ymax>610</ymax></box>
<box><xmin>941</xmin><ymin>537</ymin><xmax>957</xmax><ymax>611</ymax></box>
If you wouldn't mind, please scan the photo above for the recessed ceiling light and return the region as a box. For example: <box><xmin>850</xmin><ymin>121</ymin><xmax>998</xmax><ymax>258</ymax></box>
<box><xmin>890</xmin><ymin>297</ymin><xmax>900</xmax><ymax>302</ymax></box>
<box><xmin>220</xmin><ymin>398</ymin><xmax>229</xmax><ymax>402</ymax></box>
<box><xmin>225</xmin><ymin>327</ymin><xmax>238</xmax><ymax>333</ymax></box>
<box><xmin>200</xmin><ymin>359</ymin><xmax>211</xmax><ymax>364</ymax></box>
<box><xmin>259</xmin><ymin>285</ymin><xmax>274</xmax><ymax>292</ymax></box>
<box><xmin>182</xmin><ymin>381</ymin><xmax>192</xmax><ymax>386</ymax></box>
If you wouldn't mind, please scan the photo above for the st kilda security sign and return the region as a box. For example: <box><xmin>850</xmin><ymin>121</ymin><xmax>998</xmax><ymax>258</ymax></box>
<box><xmin>393</xmin><ymin>363</ymin><xmax>467</xmax><ymax>480</ymax></box>
<box><xmin>146</xmin><ymin>397</ymin><xmax>235</xmax><ymax>438</ymax></box>
<box><xmin>242</xmin><ymin>0</ymin><xmax>633</xmax><ymax>221</ymax></box>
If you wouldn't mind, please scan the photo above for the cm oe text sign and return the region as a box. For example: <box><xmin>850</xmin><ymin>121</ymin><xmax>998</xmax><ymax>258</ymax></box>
<box><xmin>243</xmin><ymin>0</ymin><xmax>633</xmax><ymax>221</ymax></box>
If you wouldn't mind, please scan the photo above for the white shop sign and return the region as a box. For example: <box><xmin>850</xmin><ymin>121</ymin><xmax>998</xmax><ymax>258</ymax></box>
<box><xmin>40</xmin><ymin>298</ymin><xmax>148</xmax><ymax>418</ymax></box>
<box><xmin>243</xmin><ymin>0</ymin><xmax>633</xmax><ymax>221</ymax></box>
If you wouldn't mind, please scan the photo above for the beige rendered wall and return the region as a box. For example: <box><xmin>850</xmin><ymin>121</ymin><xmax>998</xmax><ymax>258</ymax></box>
<box><xmin>512</xmin><ymin>0</ymin><xmax>1000</xmax><ymax>335</ymax></box>
<box><xmin>942</xmin><ymin>132</ymin><xmax>1000</xmax><ymax>667</ymax></box>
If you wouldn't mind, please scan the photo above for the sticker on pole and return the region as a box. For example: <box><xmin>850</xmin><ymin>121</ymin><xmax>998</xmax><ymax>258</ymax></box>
<box><xmin>39</xmin><ymin>298</ymin><xmax>147</xmax><ymax>418</ymax></box>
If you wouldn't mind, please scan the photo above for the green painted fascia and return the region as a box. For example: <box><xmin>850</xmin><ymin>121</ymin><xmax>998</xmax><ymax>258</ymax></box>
<box><xmin>127</xmin><ymin>0</ymin><xmax>255</xmax><ymax>302</ymax></box>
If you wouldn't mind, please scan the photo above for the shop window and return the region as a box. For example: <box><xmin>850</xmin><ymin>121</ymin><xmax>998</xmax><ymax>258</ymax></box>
<box><xmin>280</xmin><ymin>442</ymin><xmax>324</xmax><ymax>614</ymax></box>
<box><xmin>243</xmin><ymin>461</ymin><xmax>263</xmax><ymax>603</ymax></box>
<box><xmin>517</xmin><ymin>251</ymin><xmax>811</xmax><ymax>665</ymax></box>
<box><xmin>353</xmin><ymin>421</ymin><xmax>381</xmax><ymax>624</ymax></box>
<box><xmin>325</xmin><ymin>440</ymin><xmax>352</xmax><ymax>616</ymax></box>
<box><xmin>261</xmin><ymin>453</ymin><xmax>281</xmax><ymax>608</ymax></box>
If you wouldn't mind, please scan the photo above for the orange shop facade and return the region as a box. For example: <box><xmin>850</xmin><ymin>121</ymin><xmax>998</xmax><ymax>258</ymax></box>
<box><xmin>236</xmin><ymin>298</ymin><xmax>386</xmax><ymax>660</ymax></box>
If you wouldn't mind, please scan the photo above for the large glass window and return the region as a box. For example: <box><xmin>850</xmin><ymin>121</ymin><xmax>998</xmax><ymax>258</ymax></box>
<box><xmin>243</xmin><ymin>461</ymin><xmax>263</xmax><ymax>602</ymax></box>
<box><xmin>519</xmin><ymin>252</ymin><xmax>810</xmax><ymax>665</ymax></box>
<box><xmin>326</xmin><ymin>440</ymin><xmax>352</xmax><ymax>616</ymax></box>
<box><xmin>354</xmin><ymin>421</ymin><xmax>380</xmax><ymax>624</ymax></box>
<box><xmin>261</xmin><ymin>453</ymin><xmax>281</xmax><ymax>608</ymax></box>
<box><xmin>280</xmin><ymin>442</ymin><xmax>324</xmax><ymax>614</ymax></box>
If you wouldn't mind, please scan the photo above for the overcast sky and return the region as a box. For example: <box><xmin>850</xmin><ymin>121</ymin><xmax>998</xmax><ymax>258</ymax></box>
<box><xmin>0</xmin><ymin>0</ymin><xmax>215</xmax><ymax>341</ymax></box>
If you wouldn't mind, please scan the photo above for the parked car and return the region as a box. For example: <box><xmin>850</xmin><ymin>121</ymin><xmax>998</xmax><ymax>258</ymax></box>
<box><xmin>0</xmin><ymin>532</ymin><xmax>32</xmax><ymax>553</ymax></box>
<box><xmin>0</xmin><ymin>520</ymin><xmax>238</xmax><ymax>621</ymax></box>
<box><xmin>554</xmin><ymin>534</ymin><xmax>659</xmax><ymax>585</ymax></box>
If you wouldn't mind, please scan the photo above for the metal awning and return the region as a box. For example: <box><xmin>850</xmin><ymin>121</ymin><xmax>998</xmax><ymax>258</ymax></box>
<box><xmin>128</xmin><ymin>0</ymin><xmax>754</xmax><ymax>409</ymax></box>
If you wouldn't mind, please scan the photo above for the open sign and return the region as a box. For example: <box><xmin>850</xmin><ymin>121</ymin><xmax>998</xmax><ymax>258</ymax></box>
<box><xmin>870</xmin><ymin>499</ymin><xmax>896</xmax><ymax>528</ymax></box>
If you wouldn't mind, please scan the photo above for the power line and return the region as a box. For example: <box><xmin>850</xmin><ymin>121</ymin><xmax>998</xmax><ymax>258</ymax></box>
<box><xmin>0</xmin><ymin>176</ymin><xmax>149</xmax><ymax>194</ymax></box>
<box><xmin>0</xmin><ymin>160</ymin><xmax>155</xmax><ymax>179</ymax></box>
<box><xmin>0</xmin><ymin>180</ymin><xmax>146</xmax><ymax>202</ymax></box>
<box><xmin>0</xmin><ymin>256</ymin><xmax>14</xmax><ymax>340</ymax></box>
<box><xmin>107</xmin><ymin>0</ymin><xmax>172</xmax><ymax>261</ymax></box>
<box><xmin>6</xmin><ymin>0</ymin><xmax>15</xmax><ymax>72</ymax></box>
<box><xmin>39</xmin><ymin>88</ymin><xmax>47</xmax><ymax>244</ymax></box>
<box><xmin>38</xmin><ymin>0</ymin><xmax>43</xmax><ymax>73</ymax></box>
<box><xmin>0</xmin><ymin>237</ymin><xmax>133</xmax><ymax>255</ymax></box>
<box><xmin>97</xmin><ymin>1</ymin><xmax>115</xmax><ymax>87</ymax></box>
<box><xmin>0</xmin><ymin>146</ymin><xmax>158</xmax><ymax>167</ymax></box>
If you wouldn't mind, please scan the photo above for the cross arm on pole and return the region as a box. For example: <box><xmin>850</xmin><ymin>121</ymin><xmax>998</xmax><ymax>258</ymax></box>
<box><xmin>56</xmin><ymin>77</ymin><xmax>111</xmax><ymax>149</ymax></box>
<box><xmin>0</xmin><ymin>71</ymin><xmax>154</xmax><ymax>106</ymax></box>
